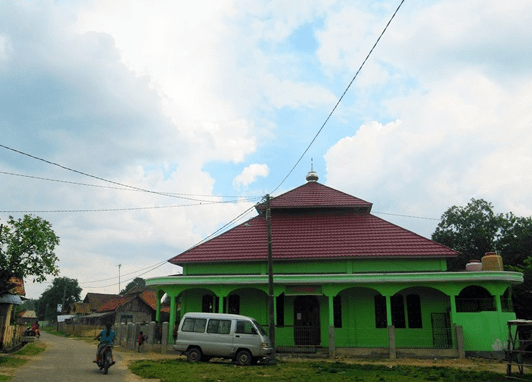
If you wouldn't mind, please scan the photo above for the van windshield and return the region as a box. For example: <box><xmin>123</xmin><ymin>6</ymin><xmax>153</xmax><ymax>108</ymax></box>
<box><xmin>252</xmin><ymin>320</ymin><xmax>267</xmax><ymax>336</ymax></box>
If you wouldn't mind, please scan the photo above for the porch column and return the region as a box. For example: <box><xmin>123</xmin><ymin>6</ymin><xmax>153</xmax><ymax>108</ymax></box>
<box><xmin>328</xmin><ymin>295</ymin><xmax>335</xmax><ymax>358</ymax></box>
<box><xmin>155</xmin><ymin>290</ymin><xmax>161</xmax><ymax>323</ymax></box>
<box><xmin>495</xmin><ymin>293</ymin><xmax>502</xmax><ymax>312</ymax></box>
<box><xmin>168</xmin><ymin>294</ymin><xmax>177</xmax><ymax>344</ymax></box>
<box><xmin>385</xmin><ymin>295</ymin><xmax>393</xmax><ymax>327</ymax></box>
<box><xmin>449</xmin><ymin>293</ymin><xmax>457</xmax><ymax>322</ymax></box>
<box><xmin>218</xmin><ymin>294</ymin><xmax>225</xmax><ymax>313</ymax></box>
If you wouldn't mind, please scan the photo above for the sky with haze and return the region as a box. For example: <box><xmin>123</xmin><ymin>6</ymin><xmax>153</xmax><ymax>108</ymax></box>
<box><xmin>1</xmin><ymin>0</ymin><xmax>531</xmax><ymax>299</ymax></box>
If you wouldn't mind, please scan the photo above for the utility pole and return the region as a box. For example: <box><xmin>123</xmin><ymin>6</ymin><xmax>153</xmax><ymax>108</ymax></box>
<box><xmin>266</xmin><ymin>194</ymin><xmax>275</xmax><ymax>357</ymax></box>
<box><xmin>61</xmin><ymin>280</ymin><xmax>67</xmax><ymax>314</ymax></box>
<box><xmin>118</xmin><ymin>264</ymin><xmax>121</xmax><ymax>294</ymax></box>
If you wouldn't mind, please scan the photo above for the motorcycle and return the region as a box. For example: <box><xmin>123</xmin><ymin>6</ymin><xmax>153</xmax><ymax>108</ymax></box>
<box><xmin>23</xmin><ymin>327</ymin><xmax>36</xmax><ymax>336</ymax></box>
<box><xmin>96</xmin><ymin>344</ymin><xmax>114</xmax><ymax>374</ymax></box>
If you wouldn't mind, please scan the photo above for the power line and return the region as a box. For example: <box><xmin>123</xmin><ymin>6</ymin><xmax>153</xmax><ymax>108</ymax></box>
<box><xmin>270</xmin><ymin>0</ymin><xmax>406</xmax><ymax>194</ymax></box>
<box><xmin>0</xmin><ymin>170</ymin><xmax>252</xmax><ymax>198</ymax></box>
<box><xmin>79</xmin><ymin>261</ymin><xmax>170</xmax><ymax>289</ymax></box>
<box><xmin>0</xmin><ymin>197</ymin><xmax>260</xmax><ymax>214</ymax></box>
<box><xmin>372</xmin><ymin>211</ymin><xmax>439</xmax><ymax>221</ymax></box>
<box><xmin>79</xmin><ymin>261</ymin><xmax>168</xmax><ymax>284</ymax></box>
<box><xmin>0</xmin><ymin>144</ymin><xmax>236</xmax><ymax>203</ymax></box>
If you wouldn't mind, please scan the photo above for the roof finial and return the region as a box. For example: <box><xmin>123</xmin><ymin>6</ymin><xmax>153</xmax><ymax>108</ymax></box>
<box><xmin>306</xmin><ymin>158</ymin><xmax>319</xmax><ymax>182</ymax></box>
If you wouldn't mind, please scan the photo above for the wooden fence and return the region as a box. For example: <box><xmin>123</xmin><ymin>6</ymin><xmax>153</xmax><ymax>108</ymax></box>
<box><xmin>57</xmin><ymin>323</ymin><xmax>102</xmax><ymax>337</ymax></box>
<box><xmin>1</xmin><ymin>324</ymin><xmax>25</xmax><ymax>351</ymax></box>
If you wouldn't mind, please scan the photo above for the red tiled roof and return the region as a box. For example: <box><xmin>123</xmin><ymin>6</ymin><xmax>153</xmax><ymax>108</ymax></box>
<box><xmin>168</xmin><ymin>182</ymin><xmax>458</xmax><ymax>265</ymax></box>
<box><xmin>140</xmin><ymin>290</ymin><xmax>170</xmax><ymax>313</ymax></box>
<box><xmin>96</xmin><ymin>296</ymin><xmax>133</xmax><ymax>313</ymax></box>
<box><xmin>255</xmin><ymin>181</ymin><xmax>372</xmax><ymax>212</ymax></box>
<box><xmin>83</xmin><ymin>293</ymin><xmax>120</xmax><ymax>311</ymax></box>
<box><xmin>169</xmin><ymin>212</ymin><xmax>458</xmax><ymax>264</ymax></box>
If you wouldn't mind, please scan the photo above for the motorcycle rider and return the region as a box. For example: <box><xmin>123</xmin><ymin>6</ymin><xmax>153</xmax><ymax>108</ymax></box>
<box><xmin>93</xmin><ymin>322</ymin><xmax>116</xmax><ymax>364</ymax></box>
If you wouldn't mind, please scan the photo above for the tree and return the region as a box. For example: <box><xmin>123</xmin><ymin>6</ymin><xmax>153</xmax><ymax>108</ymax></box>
<box><xmin>120</xmin><ymin>277</ymin><xmax>145</xmax><ymax>295</ymax></box>
<box><xmin>431</xmin><ymin>199</ymin><xmax>503</xmax><ymax>271</ymax></box>
<box><xmin>39</xmin><ymin>277</ymin><xmax>82</xmax><ymax>320</ymax></box>
<box><xmin>508</xmin><ymin>258</ymin><xmax>532</xmax><ymax>319</ymax></box>
<box><xmin>0</xmin><ymin>215</ymin><xmax>60</xmax><ymax>295</ymax></box>
<box><xmin>432</xmin><ymin>198</ymin><xmax>532</xmax><ymax>318</ymax></box>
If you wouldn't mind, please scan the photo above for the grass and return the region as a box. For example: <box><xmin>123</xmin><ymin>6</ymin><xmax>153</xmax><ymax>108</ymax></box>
<box><xmin>0</xmin><ymin>342</ymin><xmax>46</xmax><ymax>381</ymax></box>
<box><xmin>129</xmin><ymin>358</ymin><xmax>532</xmax><ymax>382</ymax></box>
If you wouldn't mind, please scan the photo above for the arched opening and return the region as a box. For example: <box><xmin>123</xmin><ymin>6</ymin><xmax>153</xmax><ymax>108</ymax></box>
<box><xmin>293</xmin><ymin>296</ymin><xmax>320</xmax><ymax>346</ymax></box>
<box><xmin>456</xmin><ymin>286</ymin><xmax>495</xmax><ymax>312</ymax></box>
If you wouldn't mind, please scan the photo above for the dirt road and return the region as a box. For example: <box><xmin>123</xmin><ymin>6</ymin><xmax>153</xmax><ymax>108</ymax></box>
<box><xmin>12</xmin><ymin>332</ymin><xmax>149</xmax><ymax>382</ymax></box>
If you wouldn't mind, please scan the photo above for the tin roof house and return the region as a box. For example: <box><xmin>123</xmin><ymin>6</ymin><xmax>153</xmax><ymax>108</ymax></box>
<box><xmin>147</xmin><ymin>170</ymin><xmax>522</xmax><ymax>358</ymax></box>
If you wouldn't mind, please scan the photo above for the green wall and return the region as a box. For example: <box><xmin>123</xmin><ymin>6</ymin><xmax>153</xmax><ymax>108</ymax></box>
<box><xmin>184</xmin><ymin>258</ymin><xmax>447</xmax><ymax>276</ymax></box>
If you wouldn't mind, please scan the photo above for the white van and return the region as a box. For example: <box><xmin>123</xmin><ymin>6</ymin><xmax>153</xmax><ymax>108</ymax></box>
<box><xmin>173</xmin><ymin>312</ymin><xmax>273</xmax><ymax>365</ymax></box>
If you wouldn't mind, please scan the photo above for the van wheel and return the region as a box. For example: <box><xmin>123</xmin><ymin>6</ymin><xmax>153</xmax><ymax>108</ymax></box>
<box><xmin>235</xmin><ymin>350</ymin><xmax>252</xmax><ymax>366</ymax></box>
<box><xmin>186</xmin><ymin>348</ymin><xmax>202</xmax><ymax>363</ymax></box>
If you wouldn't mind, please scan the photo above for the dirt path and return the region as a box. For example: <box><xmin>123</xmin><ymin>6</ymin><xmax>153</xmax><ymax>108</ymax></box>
<box><xmin>11</xmin><ymin>332</ymin><xmax>155</xmax><ymax>382</ymax></box>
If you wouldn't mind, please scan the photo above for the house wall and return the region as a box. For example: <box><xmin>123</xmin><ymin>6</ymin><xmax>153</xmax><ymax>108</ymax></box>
<box><xmin>115</xmin><ymin>298</ymin><xmax>154</xmax><ymax>324</ymax></box>
<box><xmin>158</xmin><ymin>276</ymin><xmax>517</xmax><ymax>354</ymax></box>
<box><xmin>183</xmin><ymin>258</ymin><xmax>447</xmax><ymax>276</ymax></box>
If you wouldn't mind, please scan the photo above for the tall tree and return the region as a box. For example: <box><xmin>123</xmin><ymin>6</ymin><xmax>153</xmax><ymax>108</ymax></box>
<box><xmin>39</xmin><ymin>277</ymin><xmax>82</xmax><ymax>320</ymax></box>
<box><xmin>431</xmin><ymin>198</ymin><xmax>503</xmax><ymax>271</ymax></box>
<box><xmin>0</xmin><ymin>215</ymin><xmax>60</xmax><ymax>295</ymax></box>
<box><xmin>432</xmin><ymin>199</ymin><xmax>532</xmax><ymax>319</ymax></box>
<box><xmin>120</xmin><ymin>277</ymin><xmax>145</xmax><ymax>295</ymax></box>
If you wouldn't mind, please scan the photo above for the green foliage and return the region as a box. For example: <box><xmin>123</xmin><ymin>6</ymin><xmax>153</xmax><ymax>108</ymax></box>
<box><xmin>129</xmin><ymin>359</ymin><xmax>521</xmax><ymax>382</ymax></box>
<box><xmin>39</xmin><ymin>277</ymin><xmax>82</xmax><ymax>320</ymax></box>
<box><xmin>120</xmin><ymin>277</ymin><xmax>146</xmax><ymax>295</ymax></box>
<box><xmin>15</xmin><ymin>342</ymin><xmax>46</xmax><ymax>356</ymax></box>
<box><xmin>0</xmin><ymin>215</ymin><xmax>60</xmax><ymax>295</ymax></box>
<box><xmin>432</xmin><ymin>198</ymin><xmax>532</xmax><ymax>318</ymax></box>
<box><xmin>431</xmin><ymin>199</ymin><xmax>502</xmax><ymax>271</ymax></box>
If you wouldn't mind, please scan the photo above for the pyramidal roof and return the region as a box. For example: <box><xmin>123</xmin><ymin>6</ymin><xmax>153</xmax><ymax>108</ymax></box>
<box><xmin>255</xmin><ymin>181</ymin><xmax>373</xmax><ymax>213</ymax></box>
<box><xmin>168</xmin><ymin>176</ymin><xmax>458</xmax><ymax>265</ymax></box>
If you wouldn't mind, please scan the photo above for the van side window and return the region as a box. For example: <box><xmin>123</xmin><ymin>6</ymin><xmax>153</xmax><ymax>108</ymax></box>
<box><xmin>207</xmin><ymin>319</ymin><xmax>231</xmax><ymax>334</ymax></box>
<box><xmin>181</xmin><ymin>318</ymin><xmax>207</xmax><ymax>333</ymax></box>
<box><xmin>236</xmin><ymin>320</ymin><xmax>256</xmax><ymax>335</ymax></box>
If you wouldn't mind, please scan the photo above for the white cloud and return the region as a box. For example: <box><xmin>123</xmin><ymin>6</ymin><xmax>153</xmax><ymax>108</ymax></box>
<box><xmin>233</xmin><ymin>164</ymin><xmax>270</xmax><ymax>189</ymax></box>
<box><xmin>325</xmin><ymin>71</ymin><xmax>532</xmax><ymax>237</ymax></box>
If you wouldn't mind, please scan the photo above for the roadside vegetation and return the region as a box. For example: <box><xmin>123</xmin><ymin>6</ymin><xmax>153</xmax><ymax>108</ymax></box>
<box><xmin>129</xmin><ymin>358</ymin><xmax>532</xmax><ymax>382</ymax></box>
<box><xmin>0</xmin><ymin>342</ymin><xmax>46</xmax><ymax>381</ymax></box>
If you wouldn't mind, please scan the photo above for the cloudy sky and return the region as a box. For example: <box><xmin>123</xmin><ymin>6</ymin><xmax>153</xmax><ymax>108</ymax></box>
<box><xmin>1</xmin><ymin>0</ymin><xmax>531</xmax><ymax>299</ymax></box>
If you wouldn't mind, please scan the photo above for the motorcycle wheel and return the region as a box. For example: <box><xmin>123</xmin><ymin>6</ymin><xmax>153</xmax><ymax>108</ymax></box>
<box><xmin>103</xmin><ymin>350</ymin><xmax>112</xmax><ymax>374</ymax></box>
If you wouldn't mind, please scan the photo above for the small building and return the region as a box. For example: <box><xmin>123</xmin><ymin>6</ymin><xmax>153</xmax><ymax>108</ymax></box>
<box><xmin>82</xmin><ymin>293</ymin><xmax>120</xmax><ymax>313</ymax></box>
<box><xmin>0</xmin><ymin>278</ymin><xmax>25</xmax><ymax>350</ymax></box>
<box><xmin>147</xmin><ymin>170</ymin><xmax>523</xmax><ymax>358</ymax></box>
<box><xmin>17</xmin><ymin>310</ymin><xmax>38</xmax><ymax>326</ymax></box>
<box><xmin>78</xmin><ymin>289</ymin><xmax>168</xmax><ymax>326</ymax></box>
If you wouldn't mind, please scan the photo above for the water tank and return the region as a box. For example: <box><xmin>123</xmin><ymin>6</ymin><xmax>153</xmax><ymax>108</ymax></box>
<box><xmin>465</xmin><ymin>259</ymin><xmax>482</xmax><ymax>271</ymax></box>
<box><xmin>481</xmin><ymin>252</ymin><xmax>503</xmax><ymax>271</ymax></box>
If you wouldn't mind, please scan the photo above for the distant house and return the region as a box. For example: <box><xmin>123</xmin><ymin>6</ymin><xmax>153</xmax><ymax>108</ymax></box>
<box><xmin>17</xmin><ymin>310</ymin><xmax>38</xmax><ymax>326</ymax></box>
<box><xmin>147</xmin><ymin>169</ymin><xmax>523</xmax><ymax>358</ymax></box>
<box><xmin>77</xmin><ymin>289</ymin><xmax>168</xmax><ymax>326</ymax></box>
<box><xmin>69</xmin><ymin>302</ymin><xmax>92</xmax><ymax>316</ymax></box>
<box><xmin>82</xmin><ymin>293</ymin><xmax>120</xmax><ymax>313</ymax></box>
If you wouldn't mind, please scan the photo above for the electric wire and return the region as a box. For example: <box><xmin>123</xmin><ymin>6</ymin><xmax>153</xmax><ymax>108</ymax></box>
<box><xmin>79</xmin><ymin>261</ymin><xmax>171</xmax><ymax>289</ymax></box>
<box><xmin>0</xmin><ymin>170</ymin><xmax>251</xmax><ymax>198</ymax></box>
<box><xmin>270</xmin><ymin>0</ymin><xmax>406</xmax><ymax>195</ymax></box>
<box><xmin>79</xmin><ymin>260</ymin><xmax>168</xmax><ymax>284</ymax></box>
<box><xmin>0</xmin><ymin>144</ymin><xmax>234</xmax><ymax>203</ymax></box>
<box><xmin>0</xmin><ymin>197</ymin><xmax>261</xmax><ymax>214</ymax></box>
<box><xmin>6</xmin><ymin>0</ymin><xmax>409</xmax><ymax>292</ymax></box>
